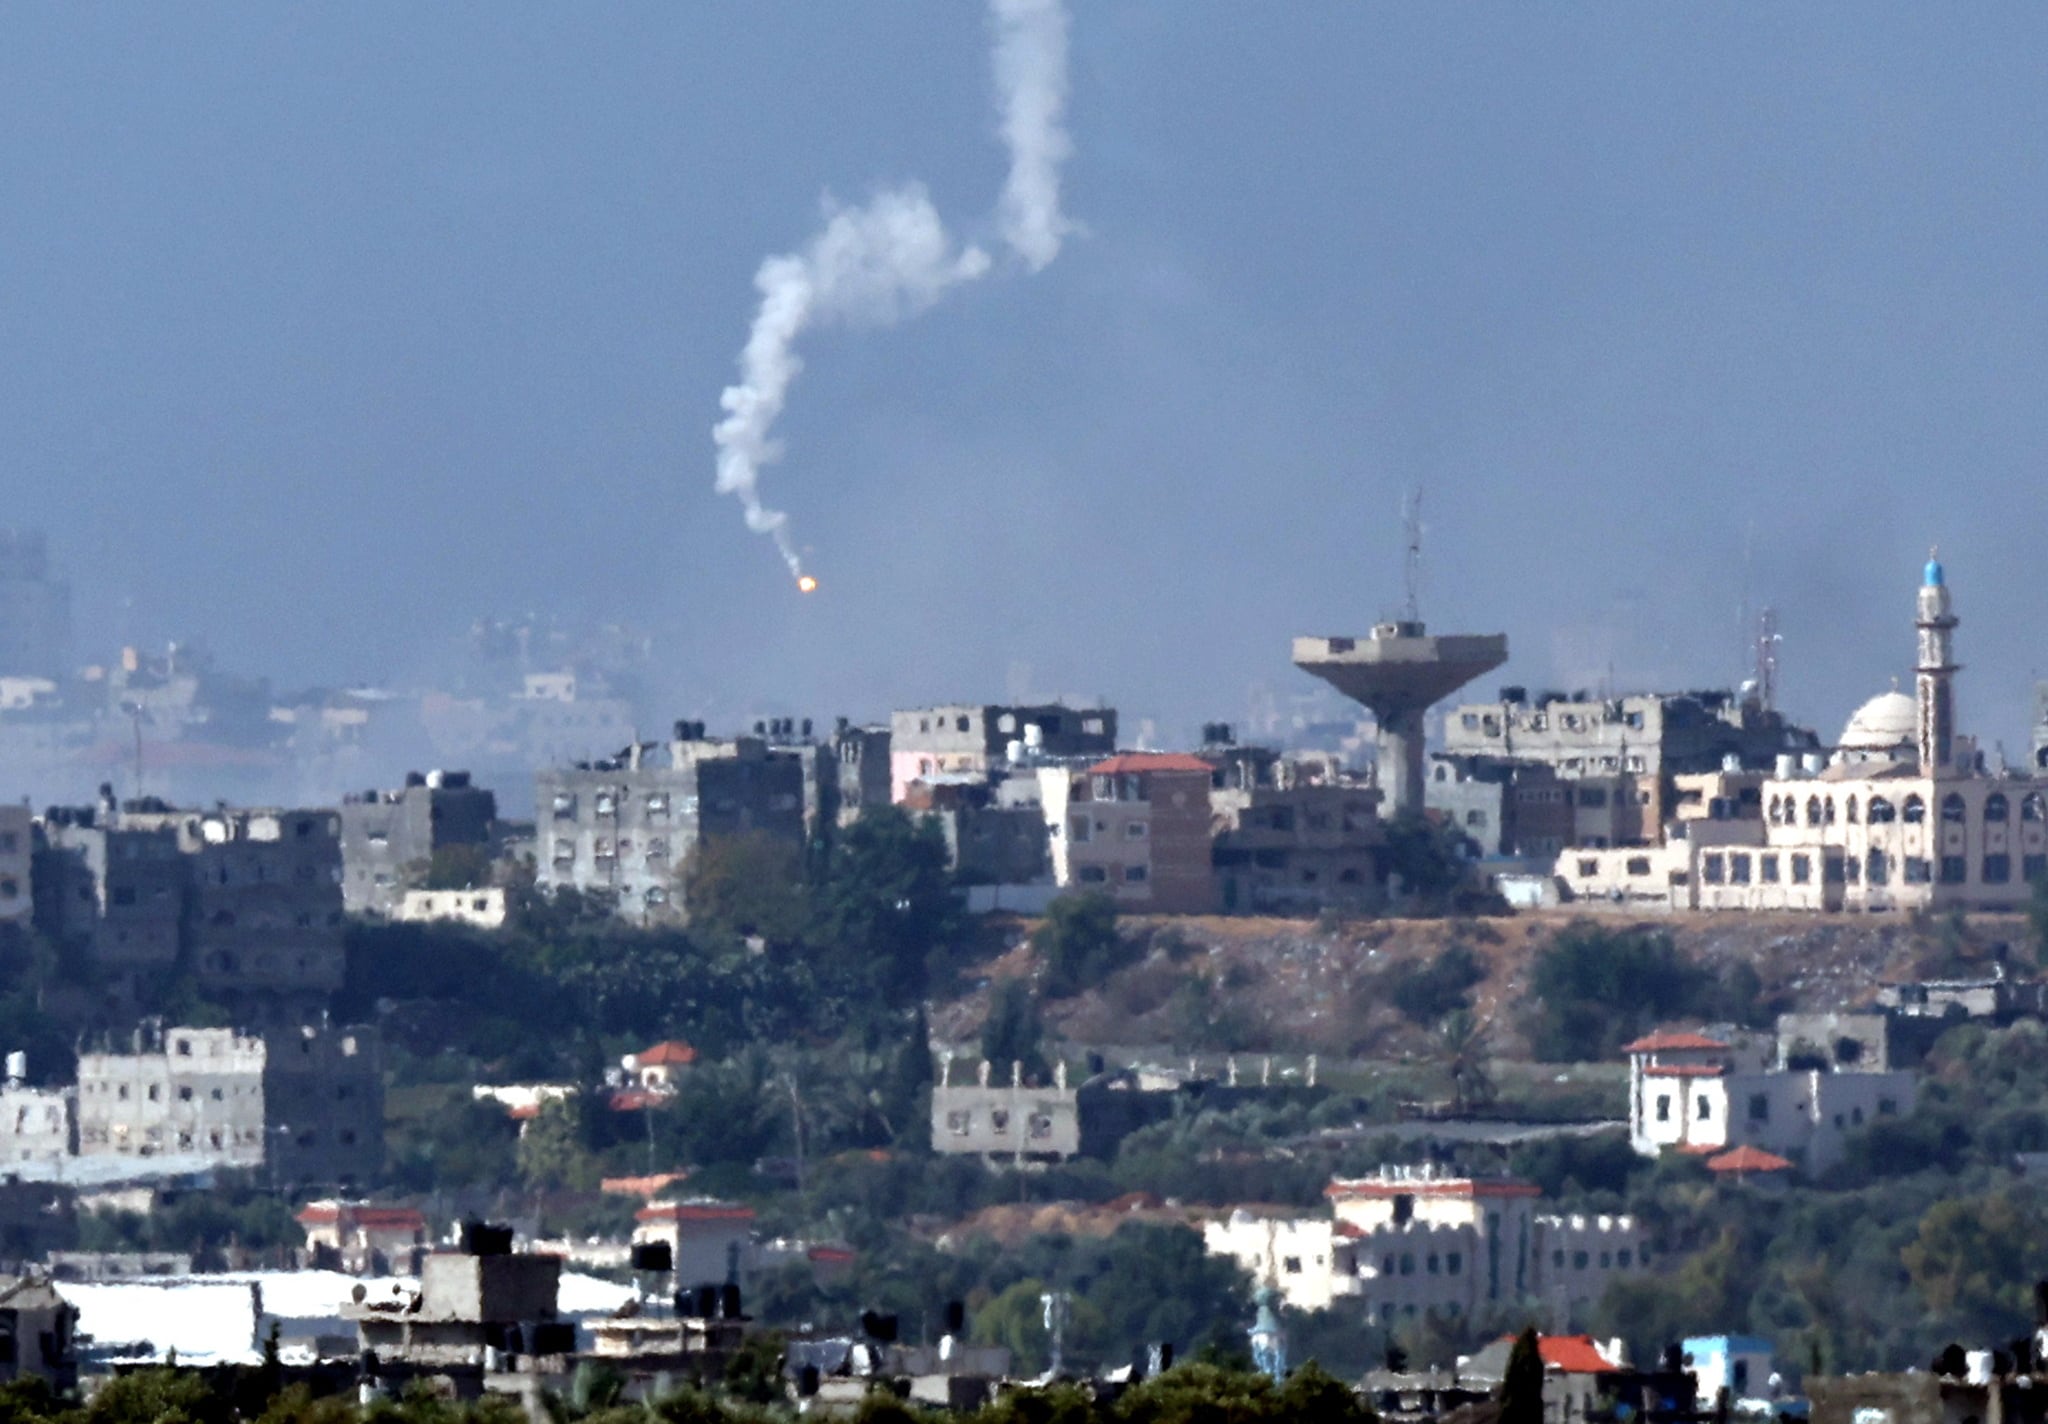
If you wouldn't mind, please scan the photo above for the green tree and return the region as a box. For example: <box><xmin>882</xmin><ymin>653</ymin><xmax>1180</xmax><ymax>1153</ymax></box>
<box><xmin>1902</xmin><ymin>1190</ymin><xmax>2048</xmax><ymax>1340</ymax></box>
<box><xmin>1387</xmin><ymin>943</ymin><xmax>1487</xmax><ymax>1026</ymax></box>
<box><xmin>1498</xmin><ymin>1327</ymin><xmax>1546</xmax><ymax>1424</ymax></box>
<box><xmin>1522</xmin><ymin>921</ymin><xmax>1730</xmax><ymax>1062</ymax></box>
<box><xmin>1381</xmin><ymin>813</ymin><xmax>1476</xmax><ymax>904</ymax></box>
<box><xmin>516</xmin><ymin>1094</ymin><xmax>600</xmax><ymax>1192</ymax></box>
<box><xmin>980</xmin><ymin>979</ymin><xmax>1051</xmax><ymax>1084</ymax></box>
<box><xmin>685</xmin><ymin>833</ymin><xmax>813</xmax><ymax>946</ymax></box>
<box><xmin>424</xmin><ymin>843</ymin><xmax>494</xmax><ymax>891</ymax></box>
<box><xmin>1434</xmin><ymin>1010</ymin><xmax>1496</xmax><ymax>1115</ymax></box>
<box><xmin>1034</xmin><ymin>893</ymin><xmax>1128</xmax><ymax>999</ymax></box>
<box><xmin>817</xmin><ymin>808</ymin><xmax>961</xmax><ymax>1007</ymax></box>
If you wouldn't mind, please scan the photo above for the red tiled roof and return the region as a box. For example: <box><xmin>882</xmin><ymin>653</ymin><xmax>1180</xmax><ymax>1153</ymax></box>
<box><xmin>636</xmin><ymin>1200</ymin><xmax>757</xmax><ymax>1224</ymax></box>
<box><xmin>1536</xmin><ymin>1336</ymin><xmax>1622</xmax><ymax>1374</ymax></box>
<box><xmin>602</xmin><ymin>1171</ymin><xmax>692</xmax><ymax>1198</ymax></box>
<box><xmin>1706</xmin><ymin>1145</ymin><xmax>1794</xmax><ymax>1174</ymax></box>
<box><xmin>635</xmin><ymin>1041</ymin><xmax>698</xmax><ymax>1067</ymax></box>
<box><xmin>1087</xmin><ymin>753</ymin><xmax>1216</xmax><ymax>776</ymax></box>
<box><xmin>808</xmin><ymin>1246</ymin><xmax>856</xmax><ymax>1264</ymax></box>
<box><xmin>1622</xmin><ymin>1031</ymin><xmax>1730</xmax><ymax>1054</ymax></box>
<box><xmin>608</xmin><ymin>1089</ymin><xmax>672</xmax><ymax>1112</ymax></box>
<box><xmin>350</xmin><ymin>1208</ymin><xmax>427</xmax><ymax>1230</ymax></box>
<box><xmin>296</xmin><ymin>1204</ymin><xmax>341</xmax><ymax>1226</ymax></box>
<box><xmin>508</xmin><ymin>1103</ymin><xmax>542</xmax><ymax>1120</ymax></box>
<box><xmin>1644</xmin><ymin>1064</ymin><xmax>1727</xmax><ymax>1079</ymax></box>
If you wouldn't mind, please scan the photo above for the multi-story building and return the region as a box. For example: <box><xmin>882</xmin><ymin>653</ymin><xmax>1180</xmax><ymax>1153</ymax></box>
<box><xmin>930</xmin><ymin>1058</ymin><xmax>1082</xmax><ymax>1166</ymax></box>
<box><xmin>0</xmin><ymin>1055</ymin><xmax>71</xmax><ymax>1165</ymax></box>
<box><xmin>0</xmin><ymin>806</ymin><xmax>30</xmax><ymax>926</ymax></box>
<box><xmin>76</xmin><ymin>1022</ymin><xmax>382</xmax><ymax>1187</ymax></box>
<box><xmin>338</xmin><ymin>770</ymin><xmax>497</xmax><ymax>915</ymax></box>
<box><xmin>1625</xmin><ymin>1015</ymin><xmax>1915</xmax><ymax>1175</ymax></box>
<box><xmin>1442</xmin><ymin>686</ymin><xmax>1818</xmax><ymax>848</ymax></box>
<box><xmin>0</xmin><ymin>531</ymin><xmax>71</xmax><ymax>681</ymax></box>
<box><xmin>296</xmin><ymin>1200</ymin><xmax>429</xmax><ymax>1274</ymax></box>
<box><xmin>536</xmin><ymin>724</ymin><xmax>806</xmax><ymax>923</ymax></box>
<box><xmin>900</xmin><ymin>780</ymin><xmax>1050</xmax><ymax>886</ymax></box>
<box><xmin>1204</xmin><ymin>1167</ymin><xmax>1650</xmax><ymax>1327</ymax></box>
<box><xmin>33</xmin><ymin>805</ymin><xmax>186</xmax><ymax>978</ymax></box>
<box><xmin>829</xmin><ymin>720</ymin><xmax>892</xmax><ymax>828</ymax></box>
<box><xmin>891</xmin><ymin>704</ymin><xmax>1116</xmax><ymax>804</ymax></box>
<box><xmin>1038</xmin><ymin>753</ymin><xmax>1217</xmax><ymax>912</ymax></box>
<box><xmin>631</xmin><ymin>1200</ymin><xmax>757</xmax><ymax>1288</ymax></box>
<box><xmin>1210</xmin><ymin>754</ymin><xmax>1385</xmax><ymax>912</ymax></box>
<box><xmin>1560</xmin><ymin>556</ymin><xmax>2048</xmax><ymax>914</ymax></box>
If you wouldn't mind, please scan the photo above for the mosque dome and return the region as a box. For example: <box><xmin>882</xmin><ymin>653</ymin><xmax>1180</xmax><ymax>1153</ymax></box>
<box><xmin>1839</xmin><ymin>690</ymin><xmax>1916</xmax><ymax>752</ymax></box>
<box><xmin>1924</xmin><ymin>557</ymin><xmax>1945</xmax><ymax>587</ymax></box>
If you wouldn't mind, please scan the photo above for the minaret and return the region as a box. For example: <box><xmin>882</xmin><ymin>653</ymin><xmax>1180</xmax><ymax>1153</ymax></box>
<box><xmin>1915</xmin><ymin>549</ymin><xmax>1959</xmax><ymax>774</ymax></box>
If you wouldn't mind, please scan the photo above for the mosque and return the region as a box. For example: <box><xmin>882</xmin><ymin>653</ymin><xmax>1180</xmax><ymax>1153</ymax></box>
<box><xmin>1558</xmin><ymin>554</ymin><xmax>2048</xmax><ymax>912</ymax></box>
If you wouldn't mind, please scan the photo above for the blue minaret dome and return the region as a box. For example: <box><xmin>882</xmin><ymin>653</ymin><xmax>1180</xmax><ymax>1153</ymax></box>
<box><xmin>1923</xmin><ymin>547</ymin><xmax>1944</xmax><ymax>587</ymax></box>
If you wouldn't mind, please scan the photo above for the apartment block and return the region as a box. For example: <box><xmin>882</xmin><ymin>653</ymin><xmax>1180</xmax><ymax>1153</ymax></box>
<box><xmin>338</xmin><ymin>770</ymin><xmax>497</xmax><ymax>915</ymax></box>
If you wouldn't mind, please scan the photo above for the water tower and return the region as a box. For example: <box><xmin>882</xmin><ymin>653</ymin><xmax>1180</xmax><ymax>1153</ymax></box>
<box><xmin>1293</xmin><ymin>492</ymin><xmax>1507</xmax><ymax>817</ymax></box>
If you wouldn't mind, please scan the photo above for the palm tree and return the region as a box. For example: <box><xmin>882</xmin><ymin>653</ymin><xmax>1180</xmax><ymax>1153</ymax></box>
<box><xmin>1436</xmin><ymin>1009</ymin><xmax>1497</xmax><ymax>1116</ymax></box>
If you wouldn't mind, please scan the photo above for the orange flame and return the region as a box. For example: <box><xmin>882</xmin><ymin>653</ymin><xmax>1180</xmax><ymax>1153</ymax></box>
<box><xmin>797</xmin><ymin>575</ymin><xmax>818</xmax><ymax>594</ymax></box>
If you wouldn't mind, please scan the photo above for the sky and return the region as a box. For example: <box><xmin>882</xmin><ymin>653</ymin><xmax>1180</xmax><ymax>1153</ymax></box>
<box><xmin>3</xmin><ymin>4</ymin><xmax>2046</xmax><ymax>755</ymax></box>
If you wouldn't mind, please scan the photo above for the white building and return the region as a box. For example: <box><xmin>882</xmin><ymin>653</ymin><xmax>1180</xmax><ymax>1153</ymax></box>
<box><xmin>0</xmin><ymin>1054</ymin><xmax>71</xmax><ymax>1164</ymax></box>
<box><xmin>1560</xmin><ymin>555</ymin><xmax>2048</xmax><ymax>913</ymax></box>
<box><xmin>394</xmin><ymin>887</ymin><xmax>508</xmax><ymax>929</ymax></box>
<box><xmin>631</xmin><ymin>1199</ymin><xmax>757</xmax><ymax>1289</ymax></box>
<box><xmin>1625</xmin><ymin>1019</ymin><xmax>1915</xmax><ymax>1175</ymax></box>
<box><xmin>1204</xmin><ymin>1167</ymin><xmax>1650</xmax><ymax>1327</ymax></box>
<box><xmin>929</xmin><ymin>1057</ymin><xmax>1081</xmax><ymax>1165</ymax></box>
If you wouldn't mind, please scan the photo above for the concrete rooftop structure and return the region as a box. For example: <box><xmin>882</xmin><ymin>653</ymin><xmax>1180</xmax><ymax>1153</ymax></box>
<box><xmin>1293</xmin><ymin>622</ymin><xmax>1508</xmax><ymax>817</ymax></box>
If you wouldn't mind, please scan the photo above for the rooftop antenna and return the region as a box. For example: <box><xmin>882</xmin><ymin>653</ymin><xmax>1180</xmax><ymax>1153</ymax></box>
<box><xmin>1402</xmin><ymin>485</ymin><xmax>1424</xmax><ymax>624</ymax></box>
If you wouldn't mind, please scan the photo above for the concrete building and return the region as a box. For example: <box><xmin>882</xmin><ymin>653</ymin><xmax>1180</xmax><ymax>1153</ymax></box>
<box><xmin>900</xmin><ymin>780</ymin><xmax>1050</xmax><ymax>886</ymax></box>
<box><xmin>1424</xmin><ymin>755</ymin><xmax>1578</xmax><ymax>859</ymax></box>
<box><xmin>1211</xmin><ymin>756</ymin><xmax>1385</xmax><ymax>913</ymax></box>
<box><xmin>890</xmin><ymin>704</ymin><xmax>1116</xmax><ymax>804</ymax></box>
<box><xmin>33</xmin><ymin>808</ymin><xmax>185</xmax><ymax>978</ymax></box>
<box><xmin>339</xmin><ymin>770</ymin><xmax>497</xmax><ymax>916</ymax></box>
<box><xmin>0</xmin><ymin>1055</ymin><xmax>72</xmax><ymax>1165</ymax></box>
<box><xmin>0</xmin><ymin>806</ymin><xmax>28</xmax><ymax>925</ymax></box>
<box><xmin>345</xmin><ymin>1230</ymin><xmax>574</xmax><ymax>1374</ymax></box>
<box><xmin>1442</xmin><ymin>687</ymin><xmax>1818</xmax><ymax>846</ymax></box>
<box><xmin>1203</xmin><ymin>1167</ymin><xmax>1649</xmax><ymax>1326</ymax></box>
<box><xmin>0</xmin><ymin>1275</ymin><xmax>78</xmax><ymax>1393</ymax></box>
<box><xmin>395</xmin><ymin>887</ymin><xmax>509</xmax><ymax>929</ymax></box>
<box><xmin>1625</xmin><ymin>1017</ymin><xmax>1915</xmax><ymax>1175</ymax></box>
<box><xmin>76</xmin><ymin>1023</ymin><xmax>383</xmax><ymax>1188</ymax></box>
<box><xmin>297</xmin><ymin>1200</ymin><xmax>429</xmax><ymax>1275</ymax></box>
<box><xmin>1039</xmin><ymin>752</ymin><xmax>1217</xmax><ymax>912</ymax></box>
<box><xmin>1559</xmin><ymin>557</ymin><xmax>2048</xmax><ymax>914</ymax></box>
<box><xmin>631</xmin><ymin>1200</ymin><xmax>757</xmax><ymax>1289</ymax></box>
<box><xmin>931</xmin><ymin>1059</ymin><xmax>1082</xmax><ymax>1166</ymax></box>
<box><xmin>0</xmin><ymin>531</ymin><xmax>71</xmax><ymax>680</ymax></box>
<box><xmin>535</xmin><ymin>723</ymin><xmax>807</xmax><ymax>923</ymax></box>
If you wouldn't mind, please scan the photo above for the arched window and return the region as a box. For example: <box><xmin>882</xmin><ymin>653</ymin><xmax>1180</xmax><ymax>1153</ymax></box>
<box><xmin>1846</xmin><ymin>796</ymin><xmax>1860</xmax><ymax>823</ymax></box>
<box><xmin>1942</xmin><ymin>793</ymin><xmax>1967</xmax><ymax>824</ymax></box>
<box><xmin>1806</xmin><ymin>796</ymin><xmax>1823</xmax><ymax>827</ymax></box>
<box><xmin>2026</xmin><ymin>793</ymin><xmax>2047</xmax><ymax>823</ymax></box>
<box><xmin>1868</xmin><ymin>796</ymin><xmax>1894</xmax><ymax>824</ymax></box>
<box><xmin>1767</xmin><ymin>796</ymin><xmax>1782</xmax><ymax>825</ymax></box>
<box><xmin>1902</xmin><ymin>795</ymin><xmax>1925</xmax><ymax>824</ymax></box>
<box><xmin>1824</xmin><ymin>796</ymin><xmax>1837</xmax><ymax>825</ymax></box>
<box><xmin>1986</xmin><ymin>793</ymin><xmax>2010</xmax><ymax>823</ymax></box>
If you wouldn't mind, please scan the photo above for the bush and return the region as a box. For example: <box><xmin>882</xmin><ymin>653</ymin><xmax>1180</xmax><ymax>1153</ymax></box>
<box><xmin>1034</xmin><ymin>894</ymin><xmax>1132</xmax><ymax>999</ymax></box>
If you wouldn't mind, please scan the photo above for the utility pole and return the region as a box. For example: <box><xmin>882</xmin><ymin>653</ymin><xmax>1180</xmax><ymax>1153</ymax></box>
<box><xmin>1402</xmin><ymin>486</ymin><xmax>1425</xmax><ymax>624</ymax></box>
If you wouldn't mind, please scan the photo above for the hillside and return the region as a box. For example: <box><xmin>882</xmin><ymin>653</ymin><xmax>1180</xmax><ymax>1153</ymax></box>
<box><xmin>934</xmin><ymin>907</ymin><xmax>2032</xmax><ymax>1062</ymax></box>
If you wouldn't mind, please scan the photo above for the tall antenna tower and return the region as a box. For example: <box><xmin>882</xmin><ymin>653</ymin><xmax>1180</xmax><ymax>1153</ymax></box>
<box><xmin>1753</xmin><ymin>606</ymin><xmax>1781</xmax><ymax>712</ymax></box>
<box><xmin>1402</xmin><ymin>486</ymin><xmax>1424</xmax><ymax>624</ymax></box>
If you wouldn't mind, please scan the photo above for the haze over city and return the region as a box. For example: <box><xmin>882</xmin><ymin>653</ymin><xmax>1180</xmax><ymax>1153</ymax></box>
<box><xmin>5</xmin><ymin>5</ymin><xmax>2047</xmax><ymax>751</ymax></box>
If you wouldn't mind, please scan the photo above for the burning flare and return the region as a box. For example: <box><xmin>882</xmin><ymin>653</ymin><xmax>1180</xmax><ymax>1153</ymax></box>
<box><xmin>797</xmin><ymin>575</ymin><xmax>818</xmax><ymax>594</ymax></box>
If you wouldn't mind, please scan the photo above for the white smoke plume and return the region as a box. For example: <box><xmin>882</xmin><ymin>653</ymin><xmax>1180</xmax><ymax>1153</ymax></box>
<box><xmin>712</xmin><ymin>0</ymin><xmax>1074</xmax><ymax>580</ymax></box>
<box><xmin>991</xmin><ymin>0</ymin><xmax>1074</xmax><ymax>272</ymax></box>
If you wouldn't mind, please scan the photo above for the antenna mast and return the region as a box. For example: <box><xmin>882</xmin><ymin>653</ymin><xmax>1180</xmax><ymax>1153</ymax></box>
<box><xmin>1402</xmin><ymin>486</ymin><xmax>1424</xmax><ymax>624</ymax></box>
<box><xmin>1753</xmin><ymin>606</ymin><xmax>1780</xmax><ymax>713</ymax></box>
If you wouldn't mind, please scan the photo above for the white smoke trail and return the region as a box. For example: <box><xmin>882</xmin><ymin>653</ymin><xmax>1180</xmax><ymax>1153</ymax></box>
<box><xmin>712</xmin><ymin>0</ymin><xmax>1073</xmax><ymax>580</ymax></box>
<box><xmin>991</xmin><ymin>0</ymin><xmax>1074</xmax><ymax>272</ymax></box>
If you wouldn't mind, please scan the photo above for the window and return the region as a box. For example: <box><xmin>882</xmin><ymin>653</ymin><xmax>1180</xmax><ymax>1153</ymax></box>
<box><xmin>1027</xmin><ymin>1113</ymin><xmax>1053</xmax><ymax>1140</ymax></box>
<box><xmin>1792</xmin><ymin>854</ymin><xmax>1812</xmax><ymax>885</ymax></box>
<box><xmin>1578</xmin><ymin>858</ymin><xmax>1599</xmax><ymax>878</ymax></box>
<box><xmin>1399</xmin><ymin>1253</ymin><xmax>1415</xmax><ymax>1276</ymax></box>
<box><xmin>1902</xmin><ymin>795</ymin><xmax>1926</xmax><ymax>824</ymax></box>
<box><xmin>1867</xmin><ymin>850</ymin><xmax>1889</xmax><ymax>885</ymax></box>
<box><xmin>646</xmin><ymin>793</ymin><xmax>670</xmax><ymax>818</ymax></box>
<box><xmin>1696</xmin><ymin>1094</ymin><xmax>1712</xmax><ymax>1120</ymax></box>
<box><xmin>644</xmin><ymin>886</ymin><xmax>669</xmax><ymax>907</ymax></box>
<box><xmin>945</xmin><ymin>1110</ymin><xmax>970</xmax><ymax>1135</ymax></box>
<box><xmin>1078</xmin><ymin>866</ymin><xmax>1108</xmax><ymax>884</ymax></box>
<box><xmin>1936</xmin><ymin>856</ymin><xmax>1964</xmax><ymax>885</ymax></box>
<box><xmin>1124</xmin><ymin>865</ymin><xmax>1149</xmax><ymax>883</ymax></box>
<box><xmin>111</xmin><ymin>886</ymin><xmax>136</xmax><ymax>907</ymax></box>
<box><xmin>178</xmin><ymin>1086</ymin><xmax>192</xmax><ymax>1102</ymax></box>
<box><xmin>1447</xmin><ymin>1252</ymin><xmax>1462</xmax><ymax>1276</ymax></box>
<box><xmin>1125</xmin><ymin>821</ymin><xmax>1148</xmax><ymax>839</ymax></box>
<box><xmin>1626</xmin><ymin>856</ymin><xmax>1651</xmax><ymax>876</ymax></box>
<box><xmin>1987</xmin><ymin>793</ymin><xmax>2010</xmax><ymax>823</ymax></box>
<box><xmin>1985</xmin><ymin>854</ymin><xmax>2011</xmax><ymax>884</ymax></box>
<box><xmin>1868</xmin><ymin>796</ymin><xmax>1895</xmax><ymax>823</ymax></box>
<box><xmin>1283</xmin><ymin>1256</ymin><xmax>1302</xmax><ymax>1274</ymax></box>
<box><xmin>1730</xmin><ymin>854</ymin><xmax>1752</xmax><ymax>885</ymax></box>
<box><xmin>1703</xmin><ymin>854</ymin><xmax>1725</xmax><ymax>885</ymax></box>
<box><xmin>2028</xmin><ymin>854</ymin><xmax>2048</xmax><ymax>884</ymax></box>
<box><xmin>551</xmin><ymin>793</ymin><xmax>576</xmax><ymax>819</ymax></box>
<box><xmin>175</xmin><ymin>1039</ymin><xmax>191</xmax><ymax>1057</ymax></box>
<box><xmin>1760</xmin><ymin>854</ymin><xmax>1780</xmax><ymax>884</ymax></box>
<box><xmin>1655</xmin><ymin>1094</ymin><xmax>1671</xmax><ymax>1122</ymax></box>
<box><xmin>1618</xmin><ymin>1250</ymin><xmax>1633</xmax><ymax>1268</ymax></box>
<box><xmin>1069</xmin><ymin>817</ymin><xmax>1091</xmax><ymax>843</ymax></box>
<box><xmin>990</xmin><ymin>1110</ymin><xmax>1010</xmax><ymax>1136</ymax></box>
<box><xmin>1578</xmin><ymin>787</ymin><xmax>1608</xmax><ymax>808</ymax></box>
<box><xmin>1942</xmin><ymin>793</ymin><xmax>1967</xmax><ymax>824</ymax></box>
<box><xmin>1573</xmin><ymin>1251</ymin><xmax>1589</xmax><ymax>1270</ymax></box>
<box><xmin>1806</xmin><ymin>796</ymin><xmax>1823</xmax><ymax>827</ymax></box>
<box><xmin>1847</xmin><ymin>795</ymin><xmax>1860</xmax><ymax>823</ymax></box>
<box><xmin>552</xmin><ymin>840</ymin><xmax>575</xmax><ymax>865</ymax></box>
<box><xmin>1748</xmin><ymin>1093</ymin><xmax>1770</xmax><ymax>1121</ymax></box>
<box><xmin>2027</xmin><ymin>794</ymin><xmax>2047</xmax><ymax>824</ymax></box>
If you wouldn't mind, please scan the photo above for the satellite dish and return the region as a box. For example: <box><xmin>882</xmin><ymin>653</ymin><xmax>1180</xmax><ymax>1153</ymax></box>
<box><xmin>352</xmin><ymin>1284</ymin><xmax>367</xmax><ymax>1303</ymax></box>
